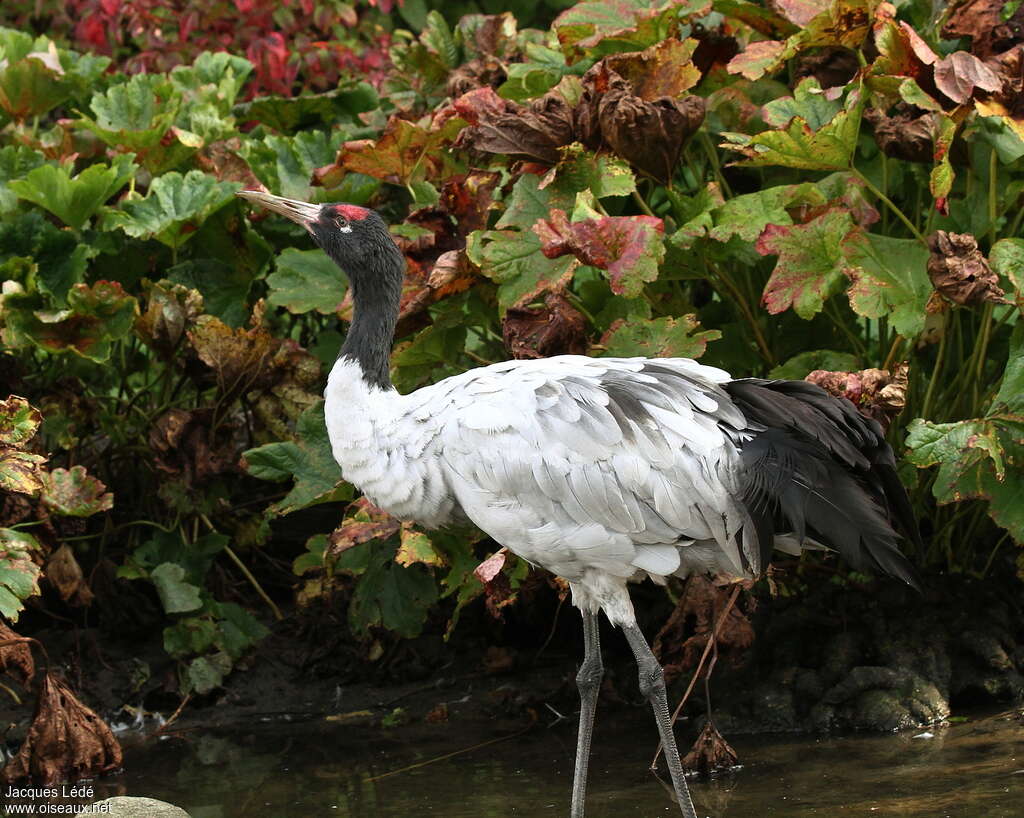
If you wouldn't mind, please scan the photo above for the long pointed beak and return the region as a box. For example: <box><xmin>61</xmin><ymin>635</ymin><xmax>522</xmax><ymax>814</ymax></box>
<box><xmin>236</xmin><ymin>190</ymin><xmax>320</xmax><ymax>230</ymax></box>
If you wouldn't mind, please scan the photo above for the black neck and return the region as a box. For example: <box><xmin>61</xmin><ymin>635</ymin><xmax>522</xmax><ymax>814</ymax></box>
<box><xmin>336</xmin><ymin>243</ymin><xmax>404</xmax><ymax>390</ymax></box>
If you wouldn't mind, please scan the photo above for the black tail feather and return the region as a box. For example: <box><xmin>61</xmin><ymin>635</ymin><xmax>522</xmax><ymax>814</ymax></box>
<box><xmin>725</xmin><ymin>379</ymin><xmax>921</xmax><ymax>589</ymax></box>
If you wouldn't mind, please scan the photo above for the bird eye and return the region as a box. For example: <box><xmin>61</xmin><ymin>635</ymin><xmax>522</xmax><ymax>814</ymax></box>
<box><xmin>334</xmin><ymin>214</ymin><xmax>349</xmax><ymax>229</ymax></box>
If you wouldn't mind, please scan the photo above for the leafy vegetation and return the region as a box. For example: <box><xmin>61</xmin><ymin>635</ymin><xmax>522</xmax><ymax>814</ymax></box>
<box><xmin>0</xmin><ymin>0</ymin><xmax>1022</xmax><ymax>710</ymax></box>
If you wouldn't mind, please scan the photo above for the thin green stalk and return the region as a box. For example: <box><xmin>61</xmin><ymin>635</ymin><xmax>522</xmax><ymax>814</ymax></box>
<box><xmin>199</xmin><ymin>513</ymin><xmax>282</xmax><ymax>621</ymax></box>
<box><xmin>699</xmin><ymin>130</ymin><xmax>731</xmax><ymax>198</ymax></box>
<box><xmin>706</xmin><ymin>260</ymin><xmax>774</xmax><ymax>365</ymax></box>
<box><xmin>852</xmin><ymin>167</ymin><xmax>925</xmax><ymax>244</ymax></box>
<box><xmin>631</xmin><ymin>189</ymin><xmax>656</xmax><ymax>218</ymax></box>
<box><xmin>988</xmin><ymin>146</ymin><xmax>998</xmax><ymax>247</ymax></box>
<box><xmin>920</xmin><ymin>318</ymin><xmax>947</xmax><ymax>420</ymax></box>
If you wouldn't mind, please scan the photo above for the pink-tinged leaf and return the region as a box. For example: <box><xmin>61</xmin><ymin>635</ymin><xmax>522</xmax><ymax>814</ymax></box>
<box><xmin>474</xmin><ymin>549</ymin><xmax>507</xmax><ymax>584</ymax></box>
<box><xmin>933</xmin><ymin>51</ymin><xmax>1001</xmax><ymax>105</ymax></box>
<box><xmin>771</xmin><ymin>0</ymin><xmax>829</xmax><ymax>26</ymax></box>
<box><xmin>41</xmin><ymin>466</ymin><xmax>113</xmax><ymax>517</ymax></box>
<box><xmin>533</xmin><ymin>210</ymin><xmax>664</xmax><ymax>297</ymax></box>
<box><xmin>727</xmin><ymin>41</ymin><xmax>787</xmax><ymax>80</ymax></box>
<box><xmin>757</xmin><ymin>208</ymin><xmax>855</xmax><ymax>319</ymax></box>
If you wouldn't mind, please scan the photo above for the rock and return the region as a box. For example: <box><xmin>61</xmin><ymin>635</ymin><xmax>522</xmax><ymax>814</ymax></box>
<box><xmin>75</xmin><ymin>797</ymin><xmax>191</xmax><ymax>818</ymax></box>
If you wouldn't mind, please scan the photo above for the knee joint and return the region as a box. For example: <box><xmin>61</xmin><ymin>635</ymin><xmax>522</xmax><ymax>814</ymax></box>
<box><xmin>638</xmin><ymin>663</ymin><xmax>663</xmax><ymax>698</ymax></box>
<box><xmin>576</xmin><ymin>660</ymin><xmax>603</xmax><ymax>693</ymax></box>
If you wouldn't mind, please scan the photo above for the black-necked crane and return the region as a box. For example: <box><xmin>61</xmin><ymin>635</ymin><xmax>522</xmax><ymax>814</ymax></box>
<box><xmin>237</xmin><ymin>190</ymin><xmax>920</xmax><ymax>818</ymax></box>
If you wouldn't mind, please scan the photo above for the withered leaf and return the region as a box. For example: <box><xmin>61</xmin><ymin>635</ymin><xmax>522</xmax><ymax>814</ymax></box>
<box><xmin>327</xmin><ymin>498</ymin><xmax>400</xmax><ymax>561</ymax></box>
<box><xmin>603</xmin><ymin>38</ymin><xmax>702</xmax><ymax>101</ymax></box>
<box><xmin>796</xmin><ymin>46</ymin><xmax>860</xmax><ymax>89</ymax></box>
<box><xmin>447</xmin><ymin>56</ymin><xmax>507</xmax><ymax>98</ymax></box>
<box><xmin>149</xmin><ymin>408</ymin><xmax>242</xmax><ymax>486</ymax></box>
<box><xmin>579</xmin><ymin>62</ymin><xmax>705</xmax><ymax>182</ymax></box>
<box><xmin>45</xmin><ymin>544</ymin><xmax>95</xmax><ymax>607</ymax></box>
<box><xmin>503</xmin><ymin>292</ymin><xmax>588</xmax><ymax>359</ymax></box>
<box><xmin>943</xmin><ymin>0</ymin><xmax>1024</xmax><ymax>61</ymax></box>
<box><xmin>195</xmin><ymin>140</ymin><xmax>268</xmax><ymax>191</ymax></box>
<box><xmin>933</xmin><ymin>51</ymin><xmax>1001</xmax><ymax>105</ymax></box>
<box><xmin>682</xmin><ymin>719</ymin><xmax>739</xmax><ymax>774</ymax></box>
<box><xmin>865</xmin><ymin>106</ymin><xmax>936</xmax><ymax>163</ymax></box>
<box><xmin>927</xmin><ymin>230</ymin><xmax>1007</xmax><ymax>306</ymax></box>
<box><xmin>135</xmin><ymin>280</ymin><xmax>204</xmax><ymax>358</ymax></box>
<box><xmin>440</xmin><ymin>171</ymin><xmax>501</xmax><ymax>234</ymax></box>
<box><xmin>533</xmin><ymin>209</ymin><xmax>665</xmax><ymax>297</ymax></box>
<box><xmin>0</xmin><ymin>622</ymin><xmax>34</xmax><ymax>685</ymax></box>
<box><xmin>40</xmin><ymin>465</ymin><xmax>113</xmax><ymax>517</ymax></box>
<box><xmin>975</xmin><ymin>45</ymin><xmax>1024</xmax><ymax>142</ymax></box>
<box><xmin>805</xmin><ymin>363</ymin><xmax>909</xmax><ymax>429</ymax></box>
<box><xmin>454</xmin><ymin>87</ymin><xmax>575</xmax><ymax>164</ymax></box>
<box><xmin>653</xmin><ymin>575</ymin><xmax>753</xmax><ymax>683</ymax></box>
<box><xmin>0</xmin><ymin>672</ymin><xmax>122</xmax><ymax>785</ymax></box>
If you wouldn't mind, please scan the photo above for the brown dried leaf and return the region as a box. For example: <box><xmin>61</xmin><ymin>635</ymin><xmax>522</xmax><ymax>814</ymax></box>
<box><xmin>933</xmin><ymin>51</ymin><xmax>1001</xmax><ymax>105</ymax></box>
<box><xmin>653</xmin><ymin>576</ymin><xmax>754</xmax><ymax>684</ymax></box>
<box><xmin>149</xmin><ymin>408</ymin><xmax>242</xmax><ymax>486</ymax></box>
<box><xmin>440</xmin><ymin>171</ymin><xmax>501</xmax><ymax>234</ymax></box>
<box><xmin>45</xmin><ymin>544</ymin><xmax>94</xmax><ymax>607</ymax></box>
<box><xmin>503</xmin><ymin>292</ymin><xmax>588</xmax><ymax>360</ymax></box>
<box><xmin>865</xmin><ymin>106</ymin><xmax>935</xmax><ymax>163</ymax></box>
<box><xmin>447</xmin><ymin>56</ymin><xmax>507</xmax><ymax>98</ymax></box>
<box><xmin>579</xmin><ymin>62</ymin><xmax>705</xmax><ymax>182</ymax></box>
<box><xmin>135</xmin><ymin>281</ymin><xmax>204</xmax><ymax>358</ymax></box>
<box><xmin>195</xmin><ymin>140</ymin><xmax>268</xmax><ymax>191</ymax></box>
<box><xmin>454</xmin><ymin>87</ymin><xmax>575</xmax><ymax>164</ymax></box>
<box><xmin>0</xmin><ymin>622</ymin><xmax>34</xmax><ymax>685</ymax></box>
<box><xmin>682</xmin><ymin>719</ymin><xmax>738</xmax><ymax>774</ymax></box>
<box><xmin>943</xmin><ymin>0</ymin><xmax>1024</xmax><ymax>60</ymax></box>
<box><xmin>0</xmin><ymin>672</ymin><xmax>122</xmax><ymax>785</ymax></box>
<box><xmin>473</xmin><ymin>549</ymin><xmax>518</xmax><ymax>621</ymax></box>
<box><xmin>975</xmin><ymin>45</ymin><xmax>1024</xmax><ymax>141</ymax></box>
<box><xmin>770</xmin><ymin>0</ymin><xmax>829</xmax><ymax>26</ymax></box>
<box><xmin>805</xmin><ymin>363</ymin><xmax>909</xmax><ymax>429</ymax></box>
<box><xmin>927</xmin><ymin>230</ymin><xmax>1007</xmax><ymax>306</ymax></box>
<box><xmin>327</xmin><ymin>498</ymin><xmax>400</xmax><ymax>560</ymax></box>
<box><xmin>796</xmin><ymin>46</ymin><xmax>860</xmax><ymax>89</ymax></box>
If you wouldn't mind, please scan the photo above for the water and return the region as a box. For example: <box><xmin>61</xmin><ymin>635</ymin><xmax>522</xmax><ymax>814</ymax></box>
<box><xmin>13</xmin><ymin>710</ymin><xmax>1024</xmax><ymax>816</ymax></box>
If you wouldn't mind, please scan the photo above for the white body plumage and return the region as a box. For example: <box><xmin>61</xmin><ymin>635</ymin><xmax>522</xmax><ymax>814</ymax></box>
<box><xmin>324</xmin><ymin>353</ymin><xmax>756</xmax><ymax>625</ymax></box>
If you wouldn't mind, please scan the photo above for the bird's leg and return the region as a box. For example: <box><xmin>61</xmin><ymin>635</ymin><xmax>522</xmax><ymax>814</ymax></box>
<box><xmin>622</xmin><ymin>623</ymin><xmax>698</xmax><ymax>818</ymax></box>
<box><xmin>570</xmin><ymin>609</ymin><xmax>602</xmax><ymax>818</ymax></box>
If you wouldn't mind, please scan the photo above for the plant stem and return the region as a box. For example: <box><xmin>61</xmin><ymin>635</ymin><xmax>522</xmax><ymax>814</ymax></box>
<box><xmin>988</xmin><ymin>146</ymin><xmax>998</xmax><ymax>247</ymax></box>
<box><xmin>706</xmin><ymin>260</ymin><xmax>774</xmax><ymax>365</ymax></box>
<box><xmin>631</xmin><ymin>189</ymin><xmax>656</xmax><ymax>218</ymax></box>
<box><xmin>852</xmin><ymin>167</ymin><xmax>926</xmax><ymax>244</ymax></box>
<box><xmin>921</xmin><ymin>316</ymin><xmax>947</xmax><ymax>420</ymax></box>
<box><xmin>199</xmin><ymin>513</ymin><xmax>283</xmax><ymax>621</ymax></box>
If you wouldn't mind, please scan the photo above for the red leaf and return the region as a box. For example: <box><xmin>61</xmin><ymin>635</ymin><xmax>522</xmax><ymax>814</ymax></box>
<box><xmin>474</xmin><ymin>549</ymin><xmax>506</xmax><ymax>584</ymax></box>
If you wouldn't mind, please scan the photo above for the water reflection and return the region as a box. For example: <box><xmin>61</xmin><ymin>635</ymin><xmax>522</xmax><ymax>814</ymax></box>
<box><xmin>64</xmin><ymin>710</ymin><xmax>1024</xmax><ymax>816</ymax></box>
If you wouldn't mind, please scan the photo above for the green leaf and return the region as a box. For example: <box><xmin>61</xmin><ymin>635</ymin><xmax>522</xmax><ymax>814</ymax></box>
<box><xmin>396</xmin><ymin>527</ymin><xmax>445</xmax><ymax>568</ymax></box>
<box><xmin>553</xmin><ymin>0</ymin><xmax>708</xmax><ymax>62</ymax></box>
<box><xmin>991</xmin><ymin>322</ymin><xmax>1024</xmax><ymax>414</ymax></box>
<box><xmin>554</xmin><ymin>145</ymin><xmax>637</xmax><ymax>199</ymax></box>
<box><xmin>150</xmin><ymin>562</ymin><xmax>203</xmax><ymax>614</ymax></box>
<box><xmin>103</xmin><ymin>170</ymin><xmax>240</xmax><ymax>249</ymax></box>
<box><xmin>705</xmin><ymin>182</ymin><xmax>820</xmax><ymax>243</ymax></box>
<box><xmin>8</xmin><ymin>154</ymin><xmax>137</xmax><ymax>231</ymax></box>
<box><xmin>0</xmin><ymin>51</ymin><xmax>73</xmax><ymax>120</ymax></box>
<box><xmin>722</xmin><ymin>83</ymin><xmax>863</xmax><ymax>170</ymax></box>
<box><xmin>40</xmin><ymin>465</ymin><xmax>113</xmax><ymax>517</ymax></box>
<box><xmin>233</xmin><ymin>82</ymin><xmax>378</xmax><ymax>132</ymax></box>
<box><xmin>842</xmin><ymin>230</ymin><xmax>931</xmax><ymax>337</ymax></box>
<box><xmin>163</xmin><ymin>616</ymin><xmax>218</xmax><ymax>657</ymax></box>
<box><xmin>762</xmin><ymin>77</ymin><xmax>842</xmax><ymax>129</ymax></box>
<box><xmin>0</xmin><ymin>395</ymin><xmax>42</xmax><ymax>447</ymax></box>
<box><xmin>599</xmin><ymin>314</ymin><xmax>720</xmax><ymax>358</ymax></box>
<box><xmin>497</xmin><ymin>173</ymin><xmax>577</xmax><ymax>232</ymax></box>
<box><xmin>186</xmin><ymin>652</ymin><xmax>232</xmax><ymax>694</ymax></box>
<box><xmin>466</xmin><ymin>228</ymin><xmax>577</xmax><ymax>311</ymax></box>
<box><xmin>267</xmin><ymin>248</ymin><xmax>348</xmax><ymax>315</ymax></box>
<box><xmin>990</xmin><ymin>237</ymin><xmax>1024</xmax><ymax>310</ymax></box>
<box><xmin>906</xmin><ymin>416</ymin><xmax>1024</xmax><ymax>544</ymax></box>
<box><xmin>0</xmin><ymin>145</ymin><xmax>47</xmax><ymax>215</ymax></box>
<box><xmin>757</xmin><ymin>208</ymin><xmax>855</xmax><ymax>319</ymax></box>
<box><xmin>768</xmin><ymin>349</ymin><xmax>861</xmax><ymax>379</ymax></box>
<box><xmin>242</xmin><ymin>401</ymin><xmax>351</xmax><ymax>515</ymax></box>
<box><xmin>1</xmin><ymin>280</ymin><xmax>138</xmax><ymax>362</ymax></box>
<box><xmin>243</xmin><ymin>130</ymin><xmax>346</xmax><ymax>201</ymax></box>
<box><xmin>0</xmin><ymin>450</ymin><xmax>46</xmax><ymax>495</ymax></box>
<box><xmin>80</xmin><ymin>73</ymin><xmax>181</xmax><ymax>152</ymax></box>
<box><xmin>168</xmin><ymin>51</ymin><xmax>253</xmax><ymax>112</ymax></box>
<box><xmin>0</xmin><ymin>211</ymin><xmax>92</xmax><ymax>303</ymax></box>
<box><xmin>0</xmin><ymin>528</ymin><xmax>42</xmax><ymax>621</ymax></box>
<box><xmin>348</xmin><ymin>542</ymin><xmax>439</xmax><ymax>638</ymax></box>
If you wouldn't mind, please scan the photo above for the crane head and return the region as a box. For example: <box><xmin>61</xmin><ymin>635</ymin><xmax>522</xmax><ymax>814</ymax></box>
<box><xmin>236</xmin><ymin>190</ymin><xmax>403</xmax><ymax>283</ymax></box>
